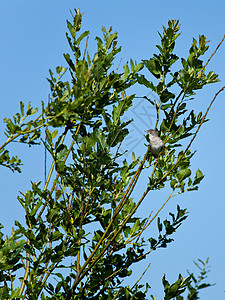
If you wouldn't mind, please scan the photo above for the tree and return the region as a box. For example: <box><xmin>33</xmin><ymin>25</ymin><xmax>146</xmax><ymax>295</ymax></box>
<box><xmin>0</xmin><ymin>9</ymin><xmax>224</xmax><ymax>299</ymax></box>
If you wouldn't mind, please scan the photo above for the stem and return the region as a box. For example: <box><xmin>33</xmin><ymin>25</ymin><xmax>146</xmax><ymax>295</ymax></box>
<box><xmin>19</xmin><ymin>241</ymin><xmax>31</xmax><ymax>297</ymax></box>
<box><xmin>132</xmin><ymin>262</ymin><xmax>151</xmax><ymax>288</ymax></box>
<box><xmin>76</xmin><ymin>141</ymin><xmax>87</xmax><ymax>275</ymax></box>
<box><xmin>198</xmin><ymin>35</ymin><xmax>225</xmax><ymax>78</ymax></box>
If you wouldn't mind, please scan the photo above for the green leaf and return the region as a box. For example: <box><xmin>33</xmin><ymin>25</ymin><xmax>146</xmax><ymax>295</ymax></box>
<box><xmin>105</xmin><ymin>31</ymin><xmax>117</xmax><ymax>50</ymax></box>
<box><xmin>177</xmin><ymin>168</ymin><xmax>191</xmax><ymax>182</ymax></box>
<box><xmin>193</xmin><ymin>169</ymin><xmax>204</xmax><ymax>185</ymax></box>
<box><xmin>123</xmin><ymin>64</ymin><xmax>129</xmax><ymax>81</ymax></box>
<box><xmin>93</xmin><ymin>130</ymin><xmax>107</xmax><ymax>151</ymax></box>
<box><xmin>51</xmin><ymin>231</ymin><xmax>63</xmax><ymax>242</ymax></box>
<box><xmin>63</xmin><ymin>53</ymin><xmax>76</xmax><ymax>71</ymax></box>
<box><xmin>170</xmin><ymin>179</ymin><xmax>177</xmax><ymax>189</ymax></box>
<box><xmin>25</xmin><ymin>190</ymin><xmax>32</xmax><ymax>206</ymax></box>
<box><xmin>56</xmin><ymin>144</ymin><xmax>68</xmax><ymax>161</ymax></box>
<box><xmin>143</xmin><ymin>58</ymin><xmax>162</xmax><ymax>79</ymax></box>
<box><xmin>76</xmin><ymin>30</ymin><xmax>89</xmax><ymax>46</ymax></box>
<box><xmin>56</xmin><ymin>66</ymin><xmax>67</xmax><ymax>75</ymax></box>
<box><xmin>130</xmin><ymin>59</ymin><xmax>135</xmax><ymax>72</ymax></box>
<box><xmin>30</xmin><ymin>200</ymin><xmax>43</xmax><ymax>216</ymax></box>
<box><xmin>112</xmin><ymin>96</ymin><xmax>133</xmax><ymax>123</ymax></box>
<box><xmin>67</xmin><ymin>20</ymin><xmax>76</xmax><ymax>39</ymax></box>
<box><xmin>20</xmin><ymin>101</ymin><xmax>24</xmax><ymax>116</ymax></box>
<box><xmin>157</xmin><ymin>218</ymin><xmax>162</xmax><ymax>232</ymax></box>
<box><xmin>136</xmin><ymin>74</ymin><xmax>156</xmax><ymax>91</ymax></box>
<box><xmin>51</xmin><ymin>130</ymin><xmax>58</xmax><ymax>139</ymax></box>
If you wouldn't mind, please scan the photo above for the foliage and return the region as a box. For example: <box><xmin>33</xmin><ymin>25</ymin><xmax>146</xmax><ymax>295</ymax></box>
<box><xmin>0</xmin><ymin>9</ymin><xmax>222</xmax><ymax>299</ymax></box>
<box><xmin>160</xmin><ymin>258</ymin><xmax>213</xmax><ymax>300</ymax></box>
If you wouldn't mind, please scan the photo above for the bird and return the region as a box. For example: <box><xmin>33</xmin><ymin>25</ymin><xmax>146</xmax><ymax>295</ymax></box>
<box><xmin>145</xmin><ymin>129</ymin><xmax>164</xmax><ymax>157</ymax></box>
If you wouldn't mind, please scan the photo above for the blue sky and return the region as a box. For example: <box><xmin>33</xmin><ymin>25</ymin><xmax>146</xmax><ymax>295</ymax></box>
<box><xmin>1</xmin><ymin>1</ymin><xmax>225</xmax><ymax>299</ymax></box>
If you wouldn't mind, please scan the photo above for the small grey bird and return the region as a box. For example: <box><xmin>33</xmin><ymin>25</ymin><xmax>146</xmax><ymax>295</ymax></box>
<box><xmin>146</xmin><ymin>129</ymin><xmax>164</xmax><ymax>157</ymax></box>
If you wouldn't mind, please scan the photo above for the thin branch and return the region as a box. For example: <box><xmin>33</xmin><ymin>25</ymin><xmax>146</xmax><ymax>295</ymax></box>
<box><xmin>198</xmin><ymin>34</ymin><xmax>225</xmax><ymax>78</ymax></box>
<box><xmin>83</xmin><ymin>35</ymin><xmax>89</xmax><ymax>60</ymax></box>
<box><xmin>132</xmin><ymin>262</ymin><xmax>151</xmax><ymax>289</ymax></box>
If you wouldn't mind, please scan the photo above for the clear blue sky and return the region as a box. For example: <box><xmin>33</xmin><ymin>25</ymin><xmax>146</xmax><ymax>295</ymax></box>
<box><xmin>1</xmin><ymin>1</ymin><xmax>225</xmax><ymax>299</ymax></box>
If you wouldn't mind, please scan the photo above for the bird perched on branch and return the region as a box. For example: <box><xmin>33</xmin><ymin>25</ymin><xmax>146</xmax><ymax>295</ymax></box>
<box><xmin>146</xmin><ymin>129</ymin><xmax>164</xmax><ymax>157</ymax></box>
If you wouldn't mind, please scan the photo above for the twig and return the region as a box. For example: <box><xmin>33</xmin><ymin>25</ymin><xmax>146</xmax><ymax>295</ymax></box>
<box><xmin>132</xmin><ymin>262</ymin><xmax>151</xmax><ymax>288</ymax></box>
<box><xmin>198</xmin><ymin>35</ymin><xmax>225</xmax><ymax>78</ymax></box>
